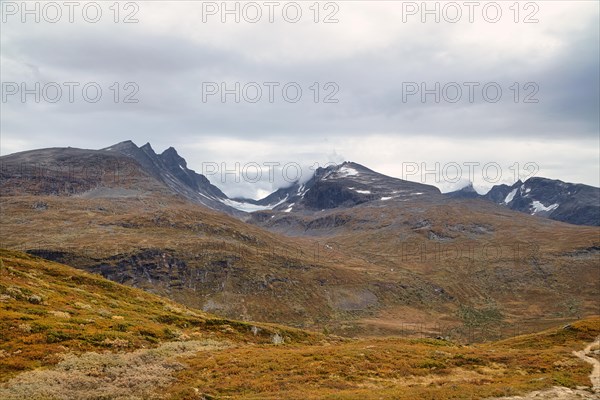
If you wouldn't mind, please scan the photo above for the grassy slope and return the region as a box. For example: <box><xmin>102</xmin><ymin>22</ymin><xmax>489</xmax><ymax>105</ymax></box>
<box><xmin>166</xmin><ymin>318</ymin><xmax>600</xmax><ymax>399</ymax></box>
<box><xmin>1</xmin><ymin>250</ymin><xmax>598</xmax><ymax>399</ymax></box>
<box><xmin>2</xmin><ymin>193</ymin><xmax>599</xmax><ymax>340</ymax></box>
<box><xmin>0</xmin><ymin>250</ymin><xmax>319</xmax><ymax>382</ymax></box>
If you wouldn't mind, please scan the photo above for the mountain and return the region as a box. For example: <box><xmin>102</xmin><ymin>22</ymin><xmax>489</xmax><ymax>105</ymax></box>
<box><xmin>4</xmin><ymin>142</ymin><xmax>596</xmax><ymax>227</ymax></box>
<box><xmin>0</xmin><ymin>146</ymin><xmax>147</xmax><ymax>196</ymax></box>
<box><xmin>480</xmin><ymin>177</ymin><xmax>599</xmax><ymax>226</ymax></box>
<box><xmin>239</xmin><ymin>161</ymin><xmax>441</xmax><ymax>214</ymax></box>
<box><xmin>445</xmin><ymin>182</ymin><xmax>480</xmax><ymax>199</ymax></box>
<box><xmin>0</xmin><ymin>141</ymin><xmax>241</xmax><ymax>215</ymax></box>
<box><xmin>104</xmin><ymin>141</ymin><xmax>237</xmax><ymax>214</ymax></box>
<box><xmin>1</xmin><ymin>145</ymin><xmax>599</xmax><ymax>398</ymax></box>
<box><xmin>1</xmin><ymin>146</ymin><xmax>456</xmax><ymax>334</ymax></box>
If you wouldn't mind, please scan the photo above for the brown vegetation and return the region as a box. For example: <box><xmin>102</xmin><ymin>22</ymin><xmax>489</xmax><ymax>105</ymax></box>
<box><xmin>1</xmin><ymin>251</ymin><xmax>599</xmax><ymax>399</ymax></box>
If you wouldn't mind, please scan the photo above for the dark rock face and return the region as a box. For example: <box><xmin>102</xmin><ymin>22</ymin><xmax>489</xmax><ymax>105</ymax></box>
<box><xmin>157</xmin><ymin>146</ymin><xmax>227</xmax><ymax>200</ymax></box>
<box><xmin>484</xmin><ymin>182</ymin><xmax>520</xmax><ymax>204</ymax></box>
<box><xmin>493</xmin><ymin>177</ymin><xmax>600</xmax><ymax>226</ymax></box>
<box><xmin>303</xmin><ymin>182</ymin><xmax>371</xmax><ymax>209</ymax></box>
<box><xmin>105</xmin><ymin>141</ymin><xmax>234</xmax><ymax>213</ymax></box>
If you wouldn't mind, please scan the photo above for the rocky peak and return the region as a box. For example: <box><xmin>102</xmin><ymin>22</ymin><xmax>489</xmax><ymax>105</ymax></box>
<box><xmin>160</xmin><ymin>147</ymin><xmax>187</xmax><ymax>168</ymax></box>
<box><xmin>477</xmin><ymin>177</ymin><xmax>600</xmax><ymax>226</ymax></box>
<box><xmin>140</xmin><ymin>142</ymin><xmax>157</xmax><ymax>156</ymax></box>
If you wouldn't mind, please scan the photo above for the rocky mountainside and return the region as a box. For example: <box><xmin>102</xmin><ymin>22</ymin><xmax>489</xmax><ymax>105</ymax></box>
<box><xmin>3</xmin><ymin>142</ymin><xmax>596</xmax><ymax>227</ymax></box>
<box><xmin>0</xmin><ymin>141</ymin><xmax>241</xmax><ymax>215</ymax></box>
<box><xmin>447</xmin><ymin>178</ymin><xmax>600</xmax><ymax>226</ymax></box>
<box><xmin>103</xmin><ymin>141</ymin><xmax>238</xmax><ymax>214</ymax></box>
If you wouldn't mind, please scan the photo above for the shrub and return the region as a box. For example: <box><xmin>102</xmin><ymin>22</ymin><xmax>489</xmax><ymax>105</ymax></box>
<box><xmin>0</xmin><ymin>340</ymin><xmax>227</xmax><ymax>400</ymax></box>
<box><xmin>27</xmin><ymin>295</ymin><xmax>43</xmax><ymax>305</ymax></box>
<box><xmin>49</xmin><ymin>311</ymin><xmax>71</xmax><ymax>319</ymax></box>
<box><xmin>46</xmin><ymin>330</ymin><xmax>74</xmax><ymax>343</ymax></box>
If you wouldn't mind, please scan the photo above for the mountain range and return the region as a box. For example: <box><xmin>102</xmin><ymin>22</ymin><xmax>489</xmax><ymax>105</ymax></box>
<box><xmin>1</xmin><ymin>140</ymin><xmax>600</xmax><ymax>398</ymax></box>
<box><xmin>0</xmin><ymin>141</ymin><xmax>598</xmax><ymax>338</ymax></box>
<box><xmin>4</xmin><ymin>140</ymin><xmax>595</xmax><ymax>225</ymax></box>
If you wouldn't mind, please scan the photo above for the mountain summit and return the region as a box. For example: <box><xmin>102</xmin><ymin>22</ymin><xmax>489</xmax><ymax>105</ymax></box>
<box><xmin>102</xmin><ymin>141</ymin><xmax>235</xmax><ymax>212</ymax></box>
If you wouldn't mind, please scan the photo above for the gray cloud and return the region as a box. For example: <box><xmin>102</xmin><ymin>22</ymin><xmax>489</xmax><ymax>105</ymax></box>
<box><xmin>1</xmin><ymin>1</ymin><xmax>598</xmax><ymax>197</ymax></box>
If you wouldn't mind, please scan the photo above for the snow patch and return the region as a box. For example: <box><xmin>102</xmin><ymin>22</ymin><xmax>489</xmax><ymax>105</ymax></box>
<box><xmin>355</xmin><ymin>189</ymin><xmax>371</xmax><ymax>194</ymax></box>
<box><xmin>198</xmin><ymin>192</ymin><xmax>217</xmax><ymax>201</ymax></box>
<box><xmin>504</xmin><ymin>188</ymin><xmax>518</xmax><ymax>204</ymax></box>
<box><xmin>380</xmin><ymin>196</ymin><xmax>392</xmax><ymax>201</ymax></box>
<box><xmin>297</xmin><ymin>184</ymin><xmax>308</xmax><ymax>198</ymax></box>
<box><xmin>221</xmin><ymin>197</ymin><xmax>288</xmax><ymax>213</ymax></box>
<box><xmin>338</xmin><ymin>166</ymin><xmax>359</xmax><ymax>177</ymax></box>
<box><xmin>531</xmin><ymin>201</ymin><xmax>559</xmax><ymax>214</ymax></box>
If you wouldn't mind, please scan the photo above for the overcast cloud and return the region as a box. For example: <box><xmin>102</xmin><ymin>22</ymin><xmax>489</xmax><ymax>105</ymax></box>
<box><xmin>1</xmin><ymin>0</ymin><xmax>598</xmax><ymax>198</ymax></box>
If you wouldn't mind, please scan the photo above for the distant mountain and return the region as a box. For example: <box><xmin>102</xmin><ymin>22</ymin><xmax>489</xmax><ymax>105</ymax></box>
<box><xmin>0</xmin><ymin>146</ymin><xmax>147</xmax><ymax>196</ymax></box>
<box><xmin>445</xmin><ymin>183</ymin><xmax>480</xmax><ymax>199</ymax></box>
<box><xmin>0</xmin><ymin>141</ymin><xmax>241</xmax><ymax>215</ymax></box>
<box><xmin>445</xmin><ymin>177</ymin><xmax>600</xmax><ymax>226</ymax></box>
<box><xmin>2</xmin><ymin>142</ymin><xmax>598</xmax><ymax>226</ymax></box>
<box><xmin>236</xmin><ymin>162</ymin><xmax>441</xmax><ymax>214</ymax></box>
<box><xmin>104</xmin><ymin>141</ymin><xmax>236</xmax><ymax>213</ymax></box>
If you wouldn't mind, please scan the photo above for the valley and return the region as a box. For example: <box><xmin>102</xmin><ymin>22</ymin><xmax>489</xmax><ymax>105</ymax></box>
<box><xmin>0</xmin><ymin>142</ymin><xmax>599</xmax><ymax>399</ymax></box>
<box><xmin>3</xmin><ymin>1</ymin><xmax>598</xmax><ymax>397</ymax></box>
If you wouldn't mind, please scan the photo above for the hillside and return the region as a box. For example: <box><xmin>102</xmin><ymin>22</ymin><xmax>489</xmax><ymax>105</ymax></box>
<box><xmin>0</xmin><ymin>193</ymin><xmax>455</xmax><ymax>336</ymax></box>
<box><xmin>2</xmin><ymin>191</ymin><xmax>599</xmax><ymax>339</ymax></box>
<box><xmin>0</xmin><ymin>250</ymin><xmax>318</xmax><ymax>381</ymax></box>
<box><xmin>1</xmin><ymin>251</ymin><xmax>599</xmax><ymax>399</ymax></box>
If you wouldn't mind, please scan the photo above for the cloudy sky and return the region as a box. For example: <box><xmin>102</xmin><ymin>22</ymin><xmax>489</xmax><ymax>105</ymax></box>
<box><xmin>1</xmin><ymin>0</ymin><xmax>598</xmax><ymax>199</ymax></box>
